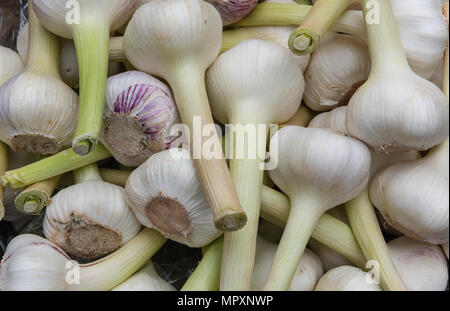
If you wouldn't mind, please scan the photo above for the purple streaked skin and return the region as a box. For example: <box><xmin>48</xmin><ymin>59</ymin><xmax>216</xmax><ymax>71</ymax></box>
<box><xmin>113</xmin><ymin>83</ymin><xmax>180</xmax><ymax>148</ymax></box>
<box><xmin>206</xmin><ymin>0</ymin><xmax>258</xmax><ymax>25</ymax></box>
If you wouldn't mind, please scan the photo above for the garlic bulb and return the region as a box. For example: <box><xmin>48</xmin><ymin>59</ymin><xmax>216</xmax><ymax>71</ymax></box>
<box><xmin>252</xmin><ymin>237</ymin><xmax>324</xmax><ymax>291</ymax></box>
<box><xmin>222</xmin><ymin>26</ymin><xmax>310</xmax><ymax>72</ymax></box>
<box><xmin>205</xmin><ymin>0</ymin><xmax>258</xmax><ymax>25</ymax></box>
<box><xmin>315</xmin><ymin>266</ymin><xmax>382</xmax><ymax>291</ymax></box>
<box><xmin>303</xmin><ymin>33</ymin><xmax>370</xmax><ymax>112</ymax></box>
<box><xmin>264</xmin><ymin>126</ymin><xmax>371</xmax><ymax>290</ymax></box>
<box><xmin>0</xmin><ymin>229</ymin><xmax>166</xmax><ymax>291</ymax></box>
<box><xmin>0</xmin><ymin>47</ymin><xmax>24</xmax><ymax>86</ymax></box>
<box><xmin>0</xmin><ymin>4</ymin><xmax>78</xmax><ymax>155</ymax></box>
<box><xmin>112</xmin><ymin>261</ymin><xmax>175</xmax><ymax>291</ymax></box>
<box><xmin>308</xmin><ymin>239</ymin><xmax>352</xmax><ymax>272</ymax></box>
<box><xmin>345</xmin><ymin>0</ymin><xmax>449</xmax><ymax>153</ymax></box>
<box><xmin>102</xmin><ymin>71</ymin><xmax>181</xmax><ymax>167</ymax></box>
<box><xmin>124</xmin><ymin>0</ymin><xmax>246</xmax><ymax>231</ymax></box>
<box><xmin>125</xmin><ymin>148</ymin><xmax>222</xmax><ymax>248</ymax></box>
<box><xmin>33</xmin><ymin>0</ymin><xmax>138</xmax><ymax>155</ymax></box>
<box><xmin>388</xmin><ymin>236</ymin><xmax>448</xmax><ymax>291</ymax></box>
<box><xmin>43</xmin><ymin>164</ymin><xmax>141</xmax><ymax>261</ymax></box>
<box><xmin>0</xmin><ymin>234</ymin><xmax>70</xmax><ymax>291</ymax></box>
<box><xmin>369</xmin><ymin>139</ymin><xmax>449</xmax><ymax>245</ymax></box>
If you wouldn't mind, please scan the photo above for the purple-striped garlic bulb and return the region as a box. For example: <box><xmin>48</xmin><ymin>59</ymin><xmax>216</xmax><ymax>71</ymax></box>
<box><xmin>102</xmin><ymin>71</ymin><xmax>181</xmax><ymax>167</ymax></box>
<box><xmin>205</xmin><ymin>0</ymin><xmax>258</xmax><ymax>25</ymax></box>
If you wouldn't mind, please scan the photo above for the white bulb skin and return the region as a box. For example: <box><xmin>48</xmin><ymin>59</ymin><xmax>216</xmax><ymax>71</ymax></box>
<box><xmin>0</xmin><ymin>47</ymin><xmax>24</xmax><ymax>87</ymax></box>
<box><xmin>125</xmin><ymin>149</ymin><xmax>222</xmax><ymax>248</ymax></box>
<box><xmin>206</xmin><ymin>39</ymin><xmax>304</xmax><ymax>125</ymax></box>
<box><xmin>43</xmin><ymin>181</ymin><xmax>142</xmax><ymax>261</ymax></box>
<box><xmin>0</xmin><ymin>234</ymin><xmax>69</xmax><ymax>291</ymax></box>
<box><xmin>112</xmin><ymin>261</ymin><xmax>176</xmax><ymax>291</ymax></box>
<box><xmin>315</xmin><ymin>266</ymin><xmax>382</xmax><ymax>291</ymax></box>
<box><xmin>269</xmin><ymin>126</ymin><xmax>371</xmax><ymax>212</ymax></box>
<box><xmin>124</xmin><ymin>0</ymin><xmax>223</xmax><ymax>78</ymax></box>
<box><xmin>303</xmin><ymin>33</ymin><xmax>370</xmax><ymax>112</ymax></box>
<box><xmin>205</xmin><ymin>0</ymin><xmax>258</xmax><ymax>26</ymax></box>
<box><xmin>308</xmin><ymin>240</ymin><xmax>352</xmax><ymax>272</ymax></box>
<box><xmin>388</xmin><ymin>236</ymin><xmax>448</xmax><ymax>291</ymax></box>
<box><xmin>251</xmin><ymin>237</ymin><xmax>324</xmax><ymax>291</ymax></box>
<box><xmin>102</xmin><ymin>71</ymin><xmax>181</xmax><ymax>167</ymax></box>
<box><xmin>33</xmin><ymin>0</ymin><xmax>138</xmax><ymax>39</ymax></box>
<box><xmin>369</xmin><ymin>151</ymin><xmax>449</xmax><ymax>245</ymax></box>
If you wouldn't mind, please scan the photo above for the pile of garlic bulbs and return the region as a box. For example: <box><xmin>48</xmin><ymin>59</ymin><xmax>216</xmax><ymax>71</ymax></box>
<box><xmin>0</xmin><ymin>0</ymin><xmax>448</xmax><ymax>292</ymax></box>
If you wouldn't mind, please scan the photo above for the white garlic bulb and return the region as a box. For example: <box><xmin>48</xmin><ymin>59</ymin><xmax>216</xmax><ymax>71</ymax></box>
<box><xmin>315</xmin><ymin>266</ymin><xmax>382</xmax><ymax>291</ymax></box>
<box><xmin>369</xmin><ymin>139</ymin><xmax>449</xmax><ymax>245</ymax></box>
<box><xmin>303</xmin><ymin>33</ymin><xmax>370</xmax><ymax>112</ymax></box>
<box><xmin>112</xmin><ymin>261</ymin><xmax>176</xmax><ymax>291</ymax></box>
<box><xmin>44</xmin><ymin>165</ymin><xmax>141</xmax><ymax>261</ymax></box>
<box><xmin>0</xmin><ymin>47</ymin><xmax>24</xmax><ymax>86</ymax></box>
<box><xmin>205</xmin><ymin>0</ymin><xmax>258</xmax><ymax>26</ymax></box>
<box><xmin>0</xmin><ymin>5</ymin><xmax>78</xmax><ymax>155</ymax></box>
<box><xmin>0</xmin><ymin>234</ymin><xmax>69</xmax><ymax>291</ymax></box>
<box><xmin>308</xmin><ymin>239</ymin><xmax>352</xmax><ymax>272</ymax></box>
<box><xmin>252</xmin><ymin>237</ymin><xmax>324</xmax><ymax>291</ymax></box>
<box><xmin>125</xmin><ymin>148</ymin><xmax>222</xmax><ymax>247</ymax></box>
<box><xmin>102</xmin><ymin>71</ymin><xmax>181</xmax><ymax>167</ymax></box>
<box><xmin>388</xmin><ymin>236</ymin><xmax>448</xmax><ymax>291</ymax></box>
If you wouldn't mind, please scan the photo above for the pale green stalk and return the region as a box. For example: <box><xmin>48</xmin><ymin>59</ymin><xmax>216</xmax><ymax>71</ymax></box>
<box><xmin>73</xmin><ymin>163</ymin><xmax>103</xmax><ymax>184</ymax></box>
<box><xmin>14</xmin><ymin>175</ymin><xmax>60</xmax><ymax>215</ymax></box>
<box><xmin>181</xmin><ymin>237</ymin><xmax>223</xmax><ymax>291</ymax></box>
<box><xmin>346</xmin><ymin>190</ymin><xmax>407</xmax><ymax>291</ymax></box>
<box><xmin>99</xmin><ymin>168</ymin><xmax>132</xmax><ymax>187</ymax></box>
<box><xmin>1</xmin><ymin>144</ymin><xmax>111</xmax><ymax>190</ymax></box>
<box><xmin>70</xmin><ymin>228</ymin><xmax>166</xmax><ymax>291</ymax></box>
<box><xmin>288</xmin><ymin>0</ymin><xmax>352</xmax><ymax>55</ymax></box>
<box><xmin>234</xmin><ymin>3</ymin><xmax>311</xmax><ymax>27</ymax></box>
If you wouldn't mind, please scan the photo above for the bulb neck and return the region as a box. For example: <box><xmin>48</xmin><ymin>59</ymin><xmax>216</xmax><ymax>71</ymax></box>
<box><xmin>74</xmin><ymin>163</ymin><xmax>103</xmax><ymax>184</ymax></box>
<box><xmin>25</xmin><ymin>2</ymin><xmax>60</xmax><ymax>77</ymax></box>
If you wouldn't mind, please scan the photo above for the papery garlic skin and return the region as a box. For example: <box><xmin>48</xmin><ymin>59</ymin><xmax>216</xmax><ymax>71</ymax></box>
<box><xmin>390</xmin><ymin>0</ymin><xmax>448</xmax><ymax>79</ymax></box>
<box><xmin>252</xmin><ymin>237</ymin><xmax>324</xmax><ymax>291</ymax></box>
<box><xmin>205</xmin><ymin>0</ymin><xmax>258</xmax><ymax>26</ymax></box>
<box><xmin>102</xmin><ymin>71</ymin><xmax>181</xmax><ymax>167</ymax></box>
<box><xmin>0</xmin><ymin>47</ymin><xmax>24</xmax><ymax>86</ymax></box>
<box><xmin>112</xmin><ymin>261</ymin><xmax>175</xmax><ymax>291</ymax></box>
<box><xmin>125</xmin><ymin>149</ymin><xmax>222</xmax><ymax>247</ymax></box>
<box><xmin>43</xmin><ymin>181</ymin><xmax>142</xmax><ymax>261</ymax></box>
<box><xmin>0</xmin><ymin>234</ymin><xmax>69</xmax><ymax>291</ymax></box>
<box><xmin>388</xmin><ymin>236</ymin><xmax>448</xmax><ymax>291</ymax></box>
<box><xmin>303</xmin><ymin>33</ymin><xmax>370</xmax><ymax>112</ymax></box>
<box><xmin>315</xmin><ymin>266</ymin><xmax>382</xmax><ymax>291</ymax></box>
<box><xmin>16</xmin><ymin>24</ymin><xmax>28</xmax><ymax>63</ymax></box>
<box><xmin>369</xmin><ymin>142</ymin><xmax>449</xmax><ymax>245</ymax></box>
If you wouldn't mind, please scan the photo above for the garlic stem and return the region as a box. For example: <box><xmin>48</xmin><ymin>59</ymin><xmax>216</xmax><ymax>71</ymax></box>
<box><xmin>109</xmin><ymin>37</ymin><xmax>126</xmax><ymax>62</ymax></box>
<box><xmin>14</xmin><ymin>175</ymin><xmax>60</xmax><ymax>215</ymax></box>
<box><xmin>221</xmin><ymin>126</ymin><xmax>267</xmax><ymax>290</ymax></box>
<box><xmin>71</xmin><ymin>23</ymin><xmax>110</xmax><ymax>155</ymax></box>
<box><xmin>1</xmin><ymin>144</ymin><xmax>111</xmax><ymax>190</ymax></box>
<box><xmin>73</xmin><ymin>228</ymin><xmax>166</xmax><ymax>291</ymax></box>
<box><xmin>361</xmin><ymin>0</ymin><xmax>409</xmax><ymax>75</ymax></box>
<box><xmin>235</xmin><ymin>3</ymin><xmax>310</xmax><ymax>26</ymax></box>
<box><xmin>260</xmin><ymin>185</ymin><xmax>366</xmax><ymax>268</ymax></box>
<box><xmin>0</xmin><ymin>142</ymin><xmax>7</xmax><ymax>220</ymax></box>
<box><xmin>263</xmin><ymin>198</ymin><xmax>324</xmax><ymax>290</ymax></box>
<box><xmin>73</xmin><ymin>163</ymin><xmax>103</xmax><ymax>184</ymax></box>
<box><xmin>345</xmin><ymin>189</ymin><xmax>407</xmax><ymax>291</ymax></box>
<box><xmin>99</xmin><ymin>168</ymin><xmax>131</xmax><ymax>187</ymax></box>
<box><xmin>288</xmin><ymin>0</ymin><xmax>352</xmax><ymax>55</ymax></box>
<box><xmin>181</xmin><ymin>237</ymin><xmax>223</xmax><ymax>291</ymax></box>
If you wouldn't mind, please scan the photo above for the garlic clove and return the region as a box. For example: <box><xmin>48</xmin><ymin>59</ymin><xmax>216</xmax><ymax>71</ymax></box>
<box><xmin>0</xmin><ymin>47</ymin><xmax>24</xmax><ymax>87</ymax></box>
<box><xmin>125</xmin><ymin>148</ymin><xmax>222</xmax><ymax>248</ymax></box>
<box><xmin>314</xmin><ymin>266</ymin><xmax>382</xmax><ymax>291</ymax></box>
<box><xmin>102</xmin><ymin>71</ymin><xmax>181</xmax><ymax>167</ymax></box>
<box><xmin>303</xmin><ymin>33</ymin><xmax>370</xmax><ymax>112</ymax></box>
<box><xmin>112</xmin><ymin>261</ymin><xmax>176</xmax><ymax>291</ymax></box>
<box><xmin>369</xmin><ymin>140</ymin><xmax>449</xmax><ymax>245</ymax></box>
<box><xmin>43</xmin><ymin>180</ymin><xmax>142</xmax><ymax>261</ymax></box>
<box><xmin>388</xmin><ymin>236</ymin><xmax>448</xmax><ymax>291</ymax></box>
<box><xmin>252</xmin><ymin>237</ymin><xmax>324</xmax><ymax>291</ymax></box>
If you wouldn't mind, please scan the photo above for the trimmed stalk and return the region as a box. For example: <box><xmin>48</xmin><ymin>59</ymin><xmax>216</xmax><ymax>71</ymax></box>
<box><xmin>1</xmin><ymin>144</ymin><xmax>111</xmax><ymax>190</ymax></box>
<box><xmin>99</xmin><ymin>168</ymin><xmax>131</xmax><ymax>186</ymax></box>
<box><xmin>0</xmin><ymin>143</ymin><xmax>7</xmax><ymax>220</ymax></box>
<box><xmin>14</xmin><ymin>175</ymin><xmax>60</xmax><ymax>215</ymax></box>
<box><xmin>345</xmin><ymin>190</ymin><xmax>407</xmax><ymax>291</ymax></box>
<box><xmin>234</xmin><ymin>3</ymin><xmax>310</xmax><ymax>26</ymax></box>
<box><xmin>288</xmin><ymin>0</ymin><xmax>352</xmax><ymax>55</ymax></box>
<box><xmin>181</xmin><ymin>237</ymin><xmax>224</xmax><ymax>291</ymax></box>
